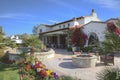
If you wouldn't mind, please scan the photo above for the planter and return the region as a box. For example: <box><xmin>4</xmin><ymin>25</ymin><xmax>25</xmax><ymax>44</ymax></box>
<box><xmin>72</xmin><ymin>54</ymin><xmax>97</xmax><ymax>68</ymax></box>
<box><xmin>72</xmin><ymin>47</ymin><xmax>80</xmax><ymax>52</ymax></box>
<box><xmin>34</xmin><ymin>48</ymin><xmax>55</xmax><ymax>60</ymax></box>
<box><xmin>72</xmin><ymin>47</ymin><xmax>81</xmax><ymax>54</ymax></box>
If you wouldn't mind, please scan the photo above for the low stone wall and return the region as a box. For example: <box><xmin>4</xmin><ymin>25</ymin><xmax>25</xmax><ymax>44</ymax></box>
<box><xmin>72</xmin><ymin>54</ymin><xmax>97</xmax><ymax>68</ymax></box>
<box><xmin>35</xmin><ymin>48</ymin><xmax>55</xmax><ymax>60</ymax></box>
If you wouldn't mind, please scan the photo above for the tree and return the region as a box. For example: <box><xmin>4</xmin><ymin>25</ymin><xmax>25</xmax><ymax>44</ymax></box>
<box><xmin>20</xmin><ymin>33</ymin><xmax>30</xmax><ymax>47</ymax></box>
<box><xmin>70</xmin><ymin>25</ymin><xmax>88</xmax><ymax>47</ymax></box>
<box><xmin>99</xmin><ymin>20</ymin><xmax>120</xmax><ymax>54</ymax></box>
<box><xmin>0</xmin><ymin>26</ymin><xmax>5</xmax><ymax>57</ymax></box>
<box><xmin>0</xmin><ymin>26</ymin><xmax>5</xmax><ymax>47</ymax></box>
<box><xmin>22</xmin><ymin>34</ymin><xmax>42</xmax><ymax>52</ymax></box>
<box><xmin>9</xmin><ymin>41</ymin><xmax>17</xmax><ymax>49</ymax></box>
<box><xmin>32</xmin><ymin>25</ymin><xmax>39</xmax><ymax>35</ymax></box>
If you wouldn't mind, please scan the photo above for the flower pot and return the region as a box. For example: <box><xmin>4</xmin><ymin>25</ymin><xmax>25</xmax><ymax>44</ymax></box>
<box><xmin>72</xmin><ymin>47</ymin><xmax>80</xmax><ymax>52</ymax></box>
<box><xmin>72</xmin><ymin>47</ymin><xmax>81</xmax><ymax>54</ymax></box>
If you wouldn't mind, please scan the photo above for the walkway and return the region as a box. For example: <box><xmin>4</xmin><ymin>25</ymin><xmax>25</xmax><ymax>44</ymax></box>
<box><xmin>43</xmin><ymin>49</ymin><xmax>120</xmax><ymax>80</ymax></box>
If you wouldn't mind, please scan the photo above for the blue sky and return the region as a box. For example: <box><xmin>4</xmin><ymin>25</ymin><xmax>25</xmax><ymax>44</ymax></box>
<box><xmin>0</xmin><ymin>0</ymin><xmax>120</xmax><ymax>36</ymax></box>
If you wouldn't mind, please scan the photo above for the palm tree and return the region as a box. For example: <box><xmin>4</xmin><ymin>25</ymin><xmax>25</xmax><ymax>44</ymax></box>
<box><xmin>22</xmin><ymin>34</ymin><xmax>43</xmax><ymax>53</ymax></box>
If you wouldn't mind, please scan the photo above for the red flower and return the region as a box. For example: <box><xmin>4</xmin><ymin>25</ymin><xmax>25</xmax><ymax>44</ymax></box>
<box><xmin>107</xmin><ymin>22</ymin><xmax>120</xmax><ymax>36</ymax></box>
<box><xmin>34</xmin><ymin>61</ymin><xmax>42</xmax><ymax>69</ymax></box>
<box><xmin>40</xmin><ymin>69</ymin><xmax>47</xmax><ymax>77</ymax></box>
<box><xmin>114</xmin><ymin>28</ymin><xmax>120</xmax><ymax>36</ymax></box>
<box><xmin>25</xmin><ymin>65</ymin><xmax>30</xmax><ymax>71</ymax></box>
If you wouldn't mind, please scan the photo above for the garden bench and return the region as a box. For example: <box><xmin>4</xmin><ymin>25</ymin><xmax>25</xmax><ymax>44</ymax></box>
<box><xmin>100</xmin><ymin>54</ymin><xmax>114</xmax><ymax>65</ymax></box>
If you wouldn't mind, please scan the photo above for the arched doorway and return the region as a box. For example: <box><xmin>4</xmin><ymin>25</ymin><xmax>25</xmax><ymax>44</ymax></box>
<box><xmin>88</xmin><ymin>33</ymin><xmax>99</xmax><ymax>46</ymax></box>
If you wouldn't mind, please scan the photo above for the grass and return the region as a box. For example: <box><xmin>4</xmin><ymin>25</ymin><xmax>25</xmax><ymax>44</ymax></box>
<box><xmin>0</xmin><ymin>63</ymin><xmax>20</xmax><ymax>80</ymax></box>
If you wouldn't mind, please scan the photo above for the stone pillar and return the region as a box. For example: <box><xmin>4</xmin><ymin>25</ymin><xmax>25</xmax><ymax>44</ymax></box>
<box><xmin>44</xmin><ymin>36</ymin><xmax>47</xmax><ymax>45</ymax></box>
<box><xmin>66</xmin><ymin>32</ymin><xmax>71</xmax><ymax>48</ymax></box>
<box><xmin>57</xmin><ymin>35</ymin><xmax>60</xmax><ymax>48</ymax></box>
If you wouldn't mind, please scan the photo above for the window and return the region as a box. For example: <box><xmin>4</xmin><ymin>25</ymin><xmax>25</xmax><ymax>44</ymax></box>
<box><xmin>59</xmin><ymin>25</ymin><xmax>61</xmax><ymax>28</ymax></box>
<box><xmin>39</xmin><ymin>29</ymin><xmax>42</xmax><ymax>33</ymax></box>
<box><xmin>68</xmin><ymin>23</ymin><xmax>70</xmax><ymax>27</ymax></box>
<box><xmin>63</xmin><ymin>24</ymin><xmax>65</xmax><ymax>28</ymax></box>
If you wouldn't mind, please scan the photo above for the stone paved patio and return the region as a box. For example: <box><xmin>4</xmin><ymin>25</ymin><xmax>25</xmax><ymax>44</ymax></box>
<box><xmin>43</xmin><ymin>49</ymin><xmax>120</xmax><ymax>80</ymax></box>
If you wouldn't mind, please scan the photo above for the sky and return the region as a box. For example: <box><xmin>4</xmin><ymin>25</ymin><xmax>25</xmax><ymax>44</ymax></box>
<box><xmin>0</xmin><ymin>0</ymin><xmax>120</xmax><ymax>36</ymax></box>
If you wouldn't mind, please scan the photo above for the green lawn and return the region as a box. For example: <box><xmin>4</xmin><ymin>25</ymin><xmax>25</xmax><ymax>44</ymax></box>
<box><xmin>0</xmin><ymin>63</ymin><xmax>20</xmax><ymax>80</ymax></box>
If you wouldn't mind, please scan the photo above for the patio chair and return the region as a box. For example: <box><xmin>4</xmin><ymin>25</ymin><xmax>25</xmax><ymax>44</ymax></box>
<box><xmin>100</xmin><ymin>53</ymin><xmax>114</xmax><ymax>65</ymax></box>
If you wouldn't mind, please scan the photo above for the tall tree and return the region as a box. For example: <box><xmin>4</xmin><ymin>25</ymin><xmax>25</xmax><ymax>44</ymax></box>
<box><xmin>0</xmin><ymin>26</ymin><xmax>5</xmax><ymax>48</ymax></box>
<box><xmin>20</xmin><ymin>33</ymin><xmax>30</xmax><ymax>47</ymax></box>
<box><xmin>32</xmin><ymin>25</ymin><xmax>39</xmax><ymax>35</ymax></box>
<box><xmin>0</xmin><ymin>26</ymin><xmax>4</xmax><ymax>42</ymax></box>
<box><xmin>0</xmin><ymin>26</ymin><xmax>5</xmax><ymax>56</ymax></box>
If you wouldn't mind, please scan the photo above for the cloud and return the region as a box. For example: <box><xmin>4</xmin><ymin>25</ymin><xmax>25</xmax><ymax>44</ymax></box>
<box><xmin>0</xmin><ymin>13</ymin><xmax>41</xmax><ymax>25</ymax></box>
<box><xmin>48</xmin><ymin>19</ymin><xmax>59</xmax><ymax>23</ymax></box>
<box><xmin>91</xmin><ymin>0</ymin><xmax>120</xmax><ymax>10</ymax></box>
<box><xmin>15</xmin><ymin>20</ymin><xmax>40</xmax><ymax>25</ymax></box>
<box><xmin>0</xmin><ymin>13</ymin><xmax>38</xmax><ymax>19</ymax></box>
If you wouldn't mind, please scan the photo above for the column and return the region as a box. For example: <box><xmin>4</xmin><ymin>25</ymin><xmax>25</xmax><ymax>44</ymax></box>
<box><xmin>45</xmin><ymin>36</ymin><xmax>47</xmax><ymax>45</ymax></box>
<box><xmin>57</xmin><ymin>35</ymin><xmax>60</xmax><ymax>48</ymax></box>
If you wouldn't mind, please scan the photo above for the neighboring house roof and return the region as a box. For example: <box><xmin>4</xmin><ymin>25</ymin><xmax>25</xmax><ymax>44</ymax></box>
<box><xmin>10</xmin><ymin>35</ymin><xmax>23</xmax><ymax>44</ymax></box>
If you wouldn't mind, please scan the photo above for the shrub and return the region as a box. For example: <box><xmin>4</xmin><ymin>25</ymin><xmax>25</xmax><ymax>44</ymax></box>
<box><xmin>97</xmin><ymin>67</ymin><xmax>120</xmax><ymax>80</ymax></box>
<box><xmin>81</xmin><ymin>46</ymin><xmax>93</xmax><ymax>52</ymax></box>
<box><xmin>67</xmin><ymin>47</ymin><xmax>72</xmax><ymax>51</ymax></box>
<box><xmin>70</xmin><ymin>25</ymin><xmax>88</xmax><ymax>47</ymax></box>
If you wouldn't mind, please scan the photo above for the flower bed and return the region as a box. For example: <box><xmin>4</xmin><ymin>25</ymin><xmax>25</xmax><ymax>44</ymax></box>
<box><xmin>19</xmin><ymin>57</ymin><xmax>59</xmax><ymax>80</ymax></box>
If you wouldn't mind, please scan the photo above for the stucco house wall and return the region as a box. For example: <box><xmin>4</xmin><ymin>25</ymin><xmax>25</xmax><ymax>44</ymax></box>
<box><xmin>82</xmin><ymin>22</ymin><xmax>107</xmax><ymax>46</ymax></box>
<box><xmin>37</xmin><ymin>9</ymin><xmax>119</xmax><ymax>48</ymax></box>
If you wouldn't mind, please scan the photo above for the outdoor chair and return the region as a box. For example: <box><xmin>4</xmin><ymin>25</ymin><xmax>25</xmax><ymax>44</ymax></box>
<box><xmin>100</xmin><ymin>54</ymin><xmax>114</xmax><ymax>65</ymax></box>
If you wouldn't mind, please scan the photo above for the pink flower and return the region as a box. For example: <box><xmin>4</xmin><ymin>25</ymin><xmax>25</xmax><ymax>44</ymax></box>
<box><xmin>114</xmin><ymin>28</ymin><xmax>120</xmax><ymax>36</ymax></box>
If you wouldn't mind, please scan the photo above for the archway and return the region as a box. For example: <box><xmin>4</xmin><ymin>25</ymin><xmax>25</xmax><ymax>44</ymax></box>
<box><xmin>88</xmin><ymin>33</ymin><xmax>99</xmax><ymax>46</ymax></box>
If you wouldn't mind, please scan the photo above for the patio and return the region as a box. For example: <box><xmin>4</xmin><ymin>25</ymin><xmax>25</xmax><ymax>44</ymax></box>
<box><xmin>43</xmin><ymin>49</ymin><xmax>120</xmax><ymax>80</ymax></box>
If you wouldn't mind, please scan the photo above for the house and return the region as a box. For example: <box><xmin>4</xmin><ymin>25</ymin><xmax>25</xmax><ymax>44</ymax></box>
<box><xmin>11</xmin><ymin>35</ymin><xmax>23</xmax><ymax>44</ymax></box>
<box><xmin>37</xmin><ymin>9</ymin><xmax>118</xmax><ymax>49</ymax></box>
